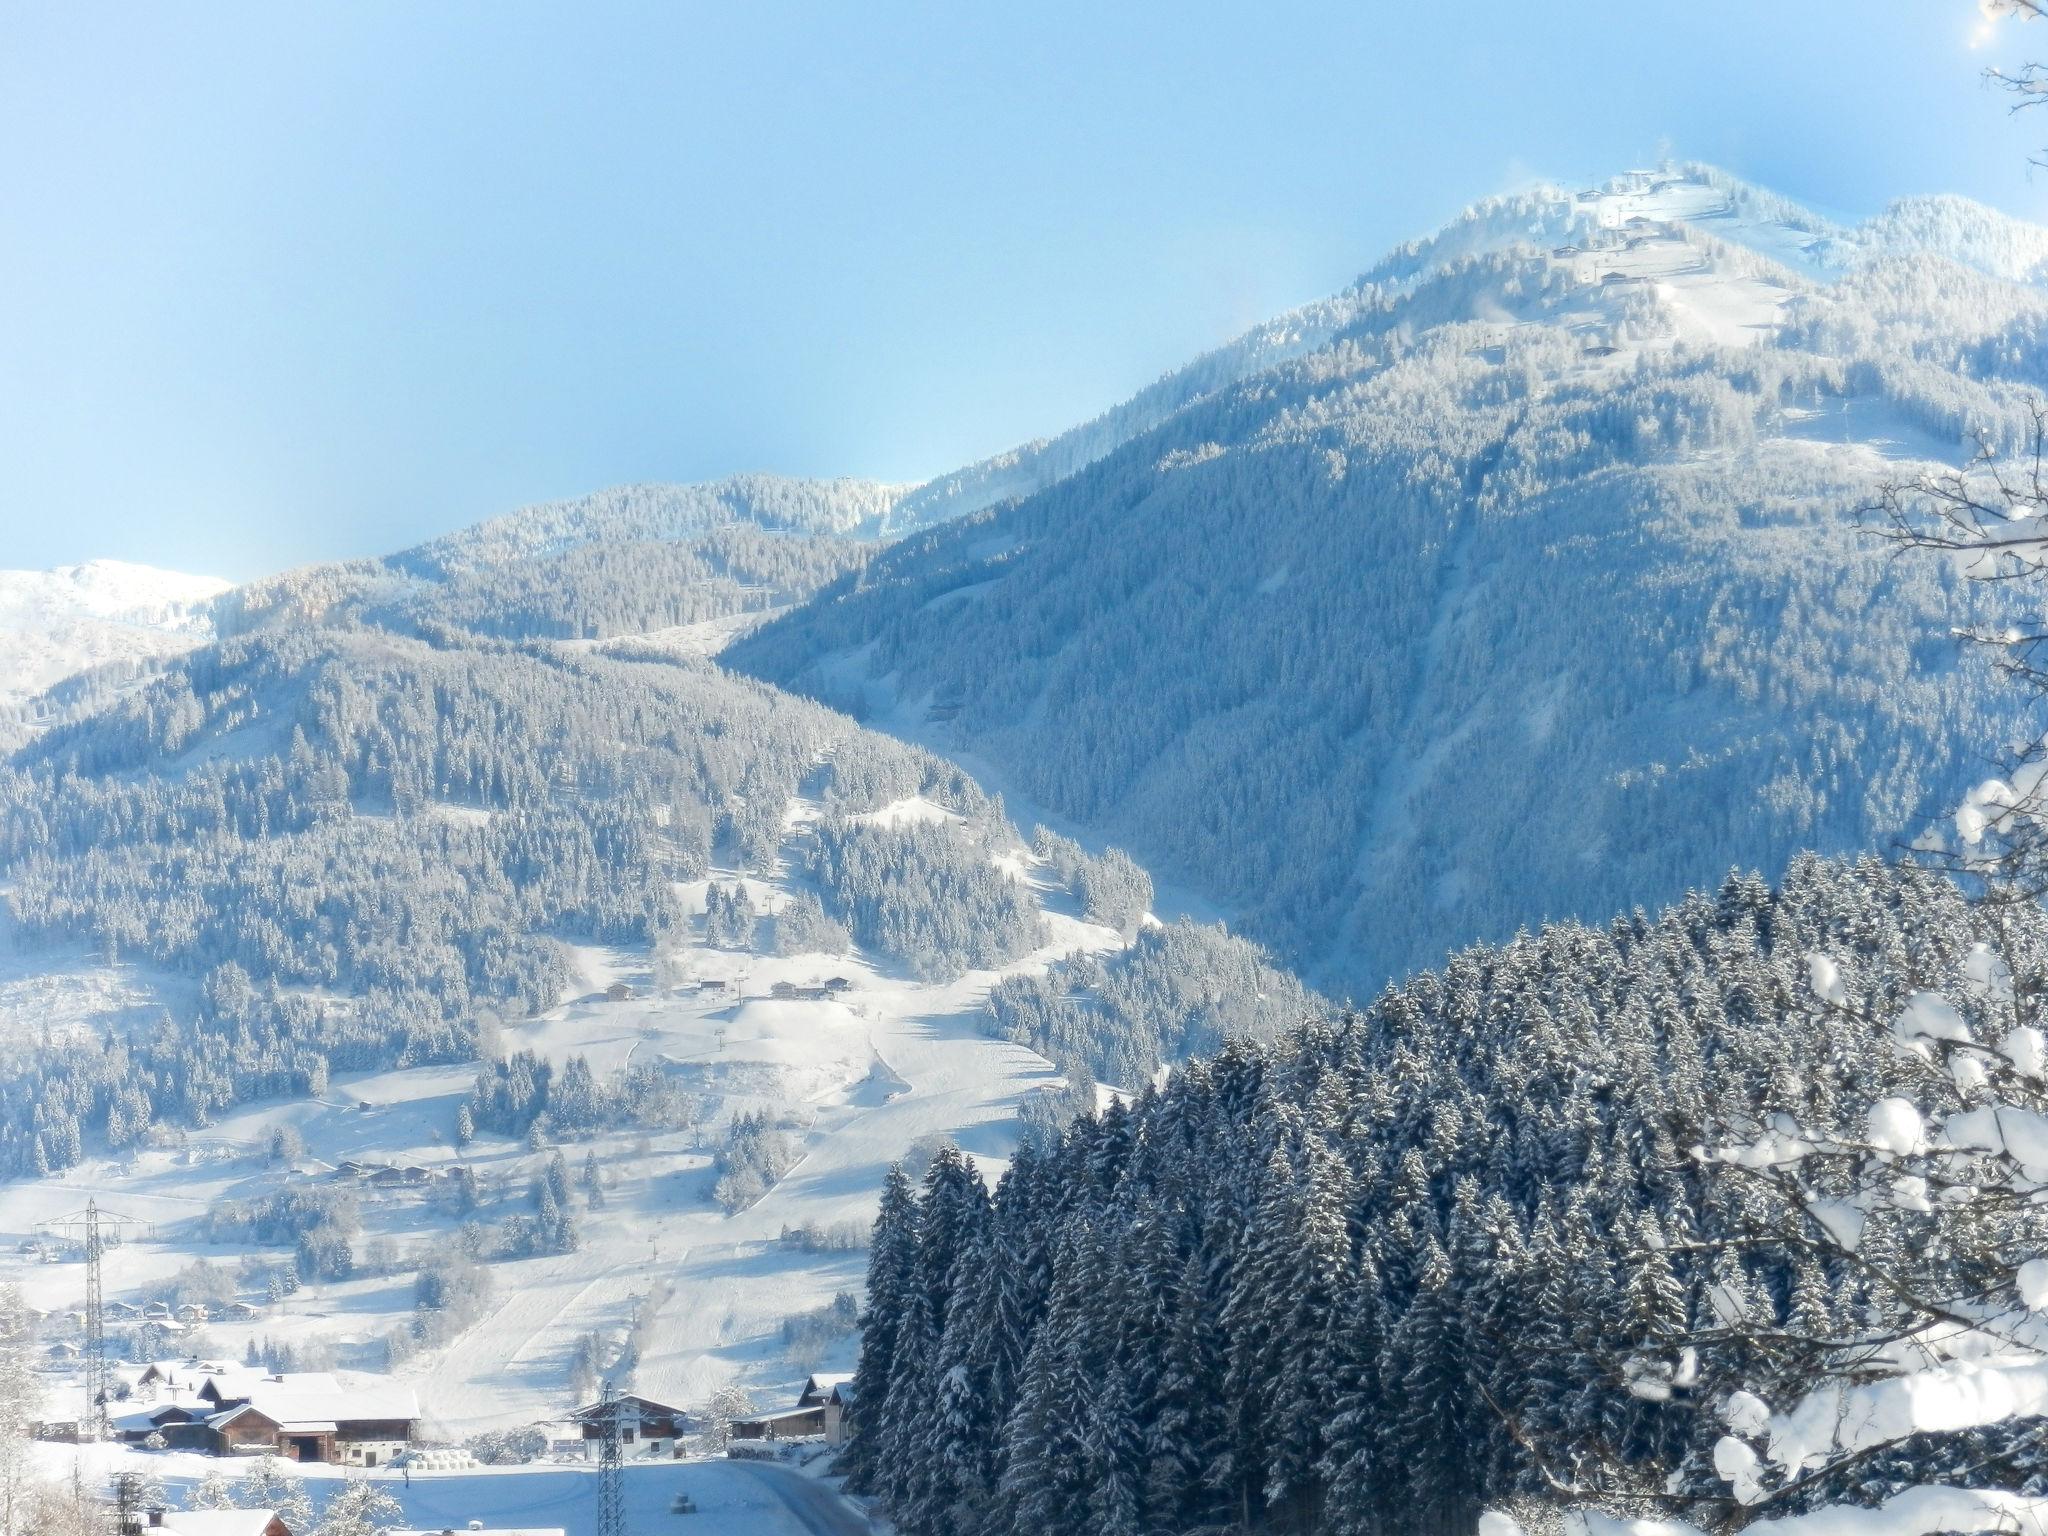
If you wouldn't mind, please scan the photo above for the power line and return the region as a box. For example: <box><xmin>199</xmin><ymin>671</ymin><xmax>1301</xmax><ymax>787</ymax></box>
<box><xmin>38</xmin><ymin>1201</ymin><xmax>153</xmax><ymax>1438</ymax></box>
<box><xmin>83</xmin><ymin>1202</ymin><xmax>104</xmax><ymax>1439</ymax></box>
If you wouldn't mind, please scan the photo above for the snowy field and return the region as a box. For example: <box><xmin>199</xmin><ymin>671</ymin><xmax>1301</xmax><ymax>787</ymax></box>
<box><xmin>39</xmin><ymin>1442</ymin><xmax>875</xmax><ymax>1536</ymax></box>
<box><xmin>0</xmin><ymin>795</ymin><xmax>1123</xmax><ymax>1438</ymax></box>
<box><xmin>0</xmin><ymin>560</ymin><xmax>227</xmax><ymax>741</ymax></box>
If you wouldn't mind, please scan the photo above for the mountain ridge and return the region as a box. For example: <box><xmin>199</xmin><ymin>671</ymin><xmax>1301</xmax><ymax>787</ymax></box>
<box><xmin>728</xmin><ymin>162</ymin><xmax>2048</xmax><ymax>993</ymax></box>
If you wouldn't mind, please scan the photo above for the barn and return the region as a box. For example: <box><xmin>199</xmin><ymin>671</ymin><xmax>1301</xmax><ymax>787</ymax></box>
<box><xmin>190</xmin><ymin>1372</ymin><xmax>418</xmax><ymax>1465</ymax></box>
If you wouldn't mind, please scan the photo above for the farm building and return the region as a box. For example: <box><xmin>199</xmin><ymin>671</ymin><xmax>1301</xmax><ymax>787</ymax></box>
<box><xmin>116</xmin><ymin>1370</ymin><xmax>418</xmax><ymax>1464</ymax></box>
<box><xmin>568</xmin><ymin>1392</ymin><xmax>695</xmax><ymax>1456</ymax></box>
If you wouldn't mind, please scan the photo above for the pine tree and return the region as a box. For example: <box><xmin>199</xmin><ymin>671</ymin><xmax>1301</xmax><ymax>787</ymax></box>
<box><xmin>843</xmin><ymin>1164</ymin><xmax>918</xmax><ymax>1493</ymax></box>
<box><xmin>1392</xmin><ymin>1237</ymin><xmax>1473</xmax><ymax>1536</ymax></box>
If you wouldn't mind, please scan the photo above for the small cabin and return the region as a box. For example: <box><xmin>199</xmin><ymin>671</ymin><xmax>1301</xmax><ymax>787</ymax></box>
<box><xmin>605</xmin><ymin>981</ymin><xmax>633</xmax><ymax>1003</ymax></box>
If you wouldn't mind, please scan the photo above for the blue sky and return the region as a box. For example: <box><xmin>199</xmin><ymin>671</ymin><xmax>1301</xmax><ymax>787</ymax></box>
<box><xmin>2</xmin><ymin>1</ymin><xmax>2045</xmax><ymax>578</ymax></box>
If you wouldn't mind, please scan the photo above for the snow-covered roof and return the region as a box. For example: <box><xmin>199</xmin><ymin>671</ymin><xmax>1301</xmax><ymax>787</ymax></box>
<box><xmin>154</xmin><ymin>1512</ymin><xmax>280</xmax><ymax>1536</ymax></box>
<box><xmin>567</xmin><ymin>1392</ymin><xmax>688</xmax><ymax>1420</ymax></box>
<box><xmin>736</xmin><ymin>1405</ymin><xmax>827</xmax><ymax>1425</ymax></box>
<box><xmin>207</xmin><ymin>1371</ymin><xmax>418</xmax><ymax>1426</ymax></box>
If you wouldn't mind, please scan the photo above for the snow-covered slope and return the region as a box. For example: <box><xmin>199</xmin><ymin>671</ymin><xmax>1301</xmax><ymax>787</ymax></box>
<box><xmin>0</xmin><ymin>559</ymin><xmax>229</xmax><ymax>741</ymax></box>
<box><xmin>732</xmin><ymin>163</ymin><xmax>2048</xmax><ymax>992</ymax></box>
<box><xmin>0</xmin><ymin>829</ymin><xmax>1123</xmax><ymax>1437</ymax></box>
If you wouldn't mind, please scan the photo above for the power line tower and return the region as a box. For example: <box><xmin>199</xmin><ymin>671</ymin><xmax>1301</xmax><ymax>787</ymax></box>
<box><xmin>82</xmin><ymin>1201</ymin><xmax>104</xmax><ymax>1438</ymax></box>
<box><xmin>597</xmin><ymin>1374</ymin><xmax>625</xmax><ymax>1536</ymax></box>
<box><xmin>38</xmin><ymin>1199</ymin><xmax>153</xmax><ymax>1438</ymax></box>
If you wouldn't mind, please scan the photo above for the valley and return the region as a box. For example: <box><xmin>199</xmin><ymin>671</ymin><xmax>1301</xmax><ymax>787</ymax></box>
<box><xmin>4</xmin><ymin>150</ymin><xmax>2048</xmax><ymax>1536</ymax></box>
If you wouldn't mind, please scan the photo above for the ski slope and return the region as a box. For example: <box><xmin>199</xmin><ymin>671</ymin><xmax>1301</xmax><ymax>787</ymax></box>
<box><xmin>0</xmin><ymin>801</ymin><xmax>1123</xmax><ymax>1438</ymax></box>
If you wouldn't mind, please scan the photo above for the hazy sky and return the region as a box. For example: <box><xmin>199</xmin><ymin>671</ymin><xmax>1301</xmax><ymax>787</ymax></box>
<box><xmin>3</xmin><ymin>2</ymin><xmax>2046</xmax><ymax>579</ymax></box>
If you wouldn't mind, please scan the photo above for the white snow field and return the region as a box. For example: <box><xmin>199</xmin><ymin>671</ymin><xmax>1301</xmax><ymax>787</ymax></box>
<box><xmin>39</xmin><ymin>1441</ymin><xmax>875</xmax><ymax>1536</ymax></box>
<box><xmin>0</xmin><ymin>802</ymin><xmax>1122</xmax><ymax>1440</ymax></box>
<box><xmin>0</xmin><ymin>560</ymin><xmax>229</xmax><ymax>739</ymax></box>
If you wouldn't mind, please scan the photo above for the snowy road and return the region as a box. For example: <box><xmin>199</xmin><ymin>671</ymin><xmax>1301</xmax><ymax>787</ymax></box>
<box><xmin>729</xmin><ymin>1459</ymin><xmax>877</xmax><ymax>1534</ymax></box>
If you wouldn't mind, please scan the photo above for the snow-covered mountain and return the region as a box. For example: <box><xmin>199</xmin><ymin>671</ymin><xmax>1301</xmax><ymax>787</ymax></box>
<box><xmin>0</xmin><ymin>559</ymin><xmax>230</xmax><ymax>743</ymax></box>
<box><xmin>732</xmin><ymin>163</ymin><xmax>2048</xmax><ymax>993</ymax></box>
<box><xmin>9</xmin><ymin>158</ymin><xmax>2048</xmax><ymax>1480</ymax></box>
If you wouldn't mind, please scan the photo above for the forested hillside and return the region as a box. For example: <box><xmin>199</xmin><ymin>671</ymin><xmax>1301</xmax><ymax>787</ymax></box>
<box><xmin>848</xmin><ymin>854</ymin><xmax>2047</xmax><ymax>1536</ymax></box>
<box><xmin>731</xmin><ymin>166</ymin><xmax>2048</xmax><ymax>994</ymax></box>
<box><xmin>0</xmin><ymin>524</ymin><xmax>1321</xmax><ymax>1187</ymax></box>
<box><xmin>0</xmin><ymin>623</ymin><xmax>1045</xmax><ymax>1174</ymax></box>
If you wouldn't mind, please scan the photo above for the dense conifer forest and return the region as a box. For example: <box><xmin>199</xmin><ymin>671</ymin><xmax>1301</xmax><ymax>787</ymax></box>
<box><xmin>847</xmin><ymin>855</ymin><xmax>2047</xmax><ymax>1536</ymax></box>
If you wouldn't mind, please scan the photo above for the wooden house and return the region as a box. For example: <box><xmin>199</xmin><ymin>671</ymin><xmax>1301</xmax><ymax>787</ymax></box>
<box><xmin>569</xmin><ymin>1392</ymin><xmax>694</xmax><ymax>1455</ymax></box>
<box><xmin>733</xmin><ymin>1371</ymin><xmax>853</xmax><ymax>1444</ymax></box>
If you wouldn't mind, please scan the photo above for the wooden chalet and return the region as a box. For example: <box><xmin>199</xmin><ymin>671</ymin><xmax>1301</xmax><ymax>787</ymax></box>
<box><xmin>569</xmin><ymin>1392</ymin><xmax>694</xmax><ymax>1455</ymax></box>
<box><xmin>733</xmin><ymin>1373</ymin><xmax>850</xmax><ymax>1444</ymax></box>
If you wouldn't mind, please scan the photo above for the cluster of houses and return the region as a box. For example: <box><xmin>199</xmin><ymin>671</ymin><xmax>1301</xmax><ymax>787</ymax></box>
<box><xmin>111</xmin><ymin>1361</ymin><xmax>418</xmax><ymax>1466</ymax></box>
<box><xmin>606</xmin><ymin>976</ymin><xmax>852</xmax><ymax>1003</ymax></box>
<box><xmin>46</xmin><ymin>1297</ymin><xmax>260</xmax><ymax>1362</ymax></box>
<box><xmin>332</xmin><ymin>1159</ymin><xmax>453</xmax><ymax>1188</ymax></box>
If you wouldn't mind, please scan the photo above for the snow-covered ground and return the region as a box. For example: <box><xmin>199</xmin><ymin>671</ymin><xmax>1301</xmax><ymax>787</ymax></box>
<box><xmin>0</xmin><ymin>559</ymin><xmax>230</xmax><ymax>740</ymax></box>
<box><xmin>0</xmin><ymin>798</ymin><xmax>1123</xmax><ymax>1440</ymax></box>
<box><xmin>37</xmin><ymin>1441</ymin><xmax>875</xmax><ymax>1536</ymax></box>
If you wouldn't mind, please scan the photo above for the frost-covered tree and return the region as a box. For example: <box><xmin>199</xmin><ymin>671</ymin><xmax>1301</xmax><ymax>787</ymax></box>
<box><xmin>239</xmin><ymin>1457</ymin><xmax>313</xmax><ymax>1534</ymax></box>
<box><xmin>312</xmin><ymin>1477</ymin><xmax>402</xmax><ymax>1536</ymax></box>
